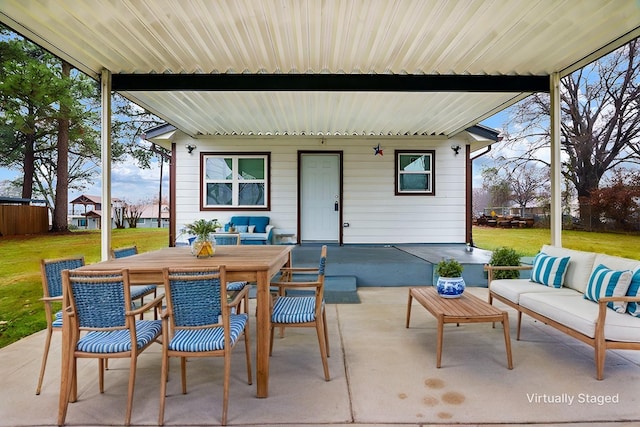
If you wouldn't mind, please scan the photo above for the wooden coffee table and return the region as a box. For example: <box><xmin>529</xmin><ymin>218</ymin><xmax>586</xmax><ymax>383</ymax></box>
<box><xmin>406</xmin><ymin>286</ymin><xmax>513</xmax><ymax>369</ymax></box>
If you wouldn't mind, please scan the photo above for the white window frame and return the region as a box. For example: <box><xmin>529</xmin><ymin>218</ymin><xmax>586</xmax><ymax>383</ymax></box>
<box><xmin>201</xmin><ymin>152</ymin><xmax>270</xmax><ymax>210</ymax></box>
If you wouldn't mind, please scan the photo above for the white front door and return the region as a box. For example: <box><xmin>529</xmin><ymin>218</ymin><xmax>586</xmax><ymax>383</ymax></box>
<box><xmin>300</xmin><ymin>153</ymin><xmax>341</xmax><ymax>243</ymax></box>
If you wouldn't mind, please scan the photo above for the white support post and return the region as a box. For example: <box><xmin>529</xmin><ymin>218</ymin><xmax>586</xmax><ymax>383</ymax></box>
<box><xmin>101</xmin><ymin>69</ymin><xmax>112</xmax><ymax>261</ymax></box>
<box><xmin>550</xmin><ymin>72</ymin><xmax>562</xmax><ymax>247</ymax></box>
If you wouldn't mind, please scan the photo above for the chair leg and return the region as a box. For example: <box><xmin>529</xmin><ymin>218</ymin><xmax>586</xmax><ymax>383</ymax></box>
<box><xmin>244</xmin><ymin>321</ymin><xmax>253</xmax><ymax>385</ymax></box>
<box><xmin>124</xmin><ymin>355</ymin><xmax>138</xmax><ymax>426</ymax></box>
<box><xmin>269</xmin><ymin>324</ymin><xmax>275</xmax><ymax>356</ymax></box>
<box><xmin>99</xmin><ymin>358</ymin><xmax>105</xmax><ymax>393</ymax></box>
<box><xmin>222</xmin><ymin>352</ymin><xmax>231</xmax><ymax>426</ymax></box>
<box><xmin>159</xmin><ymin>336</ymin><xmax>169</xmax><ymax>425</ymax></box>
<box><xmin>316</xmin><ymin>319</ymin><xmax>330</xmax><ymax>381</ymax></box>
<box><xmin>322</xmin><ymin>308</ymin><xmax>330</xmax><ymax>357</ymax></box>
<box><xmin>36</xmin><ymin>327</ymin><xmax>54</xmax><ymax>395</ymax></box>
<box><xmin>180</xmin><ymin>357</ymin><xmax>187</xmax><ymax>394</ymax></box>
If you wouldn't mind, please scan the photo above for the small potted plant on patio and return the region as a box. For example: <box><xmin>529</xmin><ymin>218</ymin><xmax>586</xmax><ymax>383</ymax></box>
<box><xmin>435</xmin><ymin>258</ymin><xmax>465</xmax><ymax>298</ymax></box>
<box><xmin>183</xmin><ymin>219</ymin><xmax>221</xmax><ymax>257</ymax></box>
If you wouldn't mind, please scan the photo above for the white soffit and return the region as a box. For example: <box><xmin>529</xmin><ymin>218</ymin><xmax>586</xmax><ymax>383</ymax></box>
<box><xmin>1</xmin><ymin>0</ymin><xmax>639</xmax><ymax>137</ymax></box>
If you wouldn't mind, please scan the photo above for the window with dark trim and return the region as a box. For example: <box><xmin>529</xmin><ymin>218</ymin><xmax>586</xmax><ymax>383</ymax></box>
<box><xmin>201</xmin><ymin>152</ymin><xmax>270</xmax><ymax>209</ymax></box>
<box><xmin>395</xmin><ymin>150</ymin><xmax>435</xmax><ymax>195</ymax></box>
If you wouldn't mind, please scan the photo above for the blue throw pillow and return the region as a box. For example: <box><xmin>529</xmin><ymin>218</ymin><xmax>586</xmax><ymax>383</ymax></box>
<box><xmin>249</xmin><ymin>216</ymin><xmax>269</xmax><ymax>233</ymax></box>
<box><xmin>626</xmin><ymin>268</ymin><xmax>640</xmax><ymax>317</ymax></box>
<box><xmin>530</xmin><ymin>252</ymin><xmax>570</xmax><ymax>288</ymax></box>
<box><xmin>236</xmin><ymin>225</ymin><xmax>249</xmax><ymax>233</ymax></box>
<box><xmin>584</xmin><ymin>264</ymin><xmax>632</xmax><ymax>313</ymax></box>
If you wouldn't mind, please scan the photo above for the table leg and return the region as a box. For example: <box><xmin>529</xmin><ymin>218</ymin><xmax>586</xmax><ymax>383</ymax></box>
<box><xmin>436</xmin><ymin>314</ymin><xmax>444</xmax><ymax>368</ymax></box>
<box><xmin>502</xmin><ymin>313</ymin><xmax>514</xmax><ymax>369</ymax></box>
<box><xmin>405</xmin><ymin>290</ymin><xmax>413</xmax><ymax>328</ymax></box>
<box><xmin>255</xmin><ymin>270</ymin><xmax>270</xmax><ymax>398</ymax></box>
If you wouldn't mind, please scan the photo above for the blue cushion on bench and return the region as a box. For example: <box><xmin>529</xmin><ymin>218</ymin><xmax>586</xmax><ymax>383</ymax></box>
<box><xmin>249</xmin><ymin>216</ymin><xmax>269</xmax><ymax>233</ymax></box>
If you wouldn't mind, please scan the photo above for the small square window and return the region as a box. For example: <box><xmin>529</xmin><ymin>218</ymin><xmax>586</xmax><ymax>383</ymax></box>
<box><xmin>395</xmin><ymin>150</ymin><xmax>435</xmax><ymax>195</ymax></box>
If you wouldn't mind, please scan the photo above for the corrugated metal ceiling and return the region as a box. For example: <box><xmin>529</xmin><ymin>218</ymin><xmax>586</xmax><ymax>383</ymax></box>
<box><xmin>1</xmin><ymin>0</ymin><xmax>639</xmax><ymax>137</ymax></box>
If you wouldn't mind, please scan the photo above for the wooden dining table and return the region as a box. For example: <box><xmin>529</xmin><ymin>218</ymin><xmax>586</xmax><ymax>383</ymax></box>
<box><xmin>57</xmin><ymin>245</ymin><xmax>293</xmax><ymax>424</ymax></box>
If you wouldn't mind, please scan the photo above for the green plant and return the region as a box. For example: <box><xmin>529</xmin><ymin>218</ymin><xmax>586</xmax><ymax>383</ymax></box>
<box><xmin>436</xmin><ymin>258</ymin><xmax>463</xmax><ymax>277</ymax></box>
<box><xmin>182</xmin><ymin>219</ymin><xmax>221</xmax><ymax>240</ymax></box>
<box><xmin>489</xmin><ymin>246</ymin><xmax>522</xmax><ymax>279</ymax></box>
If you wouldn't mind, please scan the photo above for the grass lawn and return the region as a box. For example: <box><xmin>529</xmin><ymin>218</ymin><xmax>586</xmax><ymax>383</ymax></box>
<box><xmin>472</xmin><ymin>226</ymin><xmax>640</xmax><ymax>259</ymax></box>
<box><xmin>0</xmin><ymin>228</ymin><xmax>169</xmax><ymax>349</ymax></box>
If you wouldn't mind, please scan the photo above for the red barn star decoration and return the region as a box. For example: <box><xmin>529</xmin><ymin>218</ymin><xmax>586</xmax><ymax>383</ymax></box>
<box><xmin>373</xmin><ymin>143</ymin><xmax>383</xmax><ymax>156</ymax></box>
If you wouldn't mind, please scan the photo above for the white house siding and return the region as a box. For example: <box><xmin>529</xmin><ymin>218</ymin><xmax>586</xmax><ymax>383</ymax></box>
<box><xmin>172</xmin><ymin>135</ymin><xmax>468</xmax><ymax>244</ymax></box>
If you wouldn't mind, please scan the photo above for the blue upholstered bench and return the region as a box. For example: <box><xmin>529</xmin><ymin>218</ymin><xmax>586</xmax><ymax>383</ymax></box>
<box><xmin>226</xmin><ymin>216</ymin><xmax>274</xmax><ymax>245</ymax></box>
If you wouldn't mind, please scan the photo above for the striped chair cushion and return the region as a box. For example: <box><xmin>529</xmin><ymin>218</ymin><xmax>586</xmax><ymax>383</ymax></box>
<box><xmin>130</xmin><ymin>285</ymin><xmax>157</xmax><ymax>299</ymax></box>
<box><xmin>76</xmin><ymin>320</ymin><xmax>162</xmax><ymax>353</ymax></box>
<box><xmin>272</xmin><ymin>296</ymin><xmax>317</xmax><ymax>324</ymax></box>
<box><xmin>226</xmin><ymin>281</ymin><xmax>248</xmax><ymax>292</ymax></box>
<box><xmin>168</xmin><ymin>314</ymin><xmax>248</xmax><ymax>352</ymax></box>
<box><xmin>584</xmin><ymin>264</ymin><xmax>632</xmax><ymax>313</ymax></box>
<box><xmin>627</xmin><ymin>269</ymin><xmax>640</xmax><ymax>317</ymax></box>
<box><xmin>52</xmin><ymin>310</ymin><xmax>63</xmax><ymax>328</ymax></box>
<box><xmin>530</xmin><ymin>252</ymin><xmax>570</xmax><ymax>288</ymax></box>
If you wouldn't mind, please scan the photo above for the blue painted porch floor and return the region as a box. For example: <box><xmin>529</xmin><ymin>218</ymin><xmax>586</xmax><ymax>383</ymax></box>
<box><xmin>287</xmin><ymin>244</ymin><xmax>493</xmax><ymax>303</ymax></box>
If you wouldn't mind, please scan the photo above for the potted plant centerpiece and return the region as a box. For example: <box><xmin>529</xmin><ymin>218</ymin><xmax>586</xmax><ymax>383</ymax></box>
<box><xmin>183</xmin><ymin>219</ymin><xmax>221</xmax><ymax>258</ymax></box>
<box><xmin>435</xmin><ymin>258</ymin><xmax>465</xmax><ymax>298</ymax></box>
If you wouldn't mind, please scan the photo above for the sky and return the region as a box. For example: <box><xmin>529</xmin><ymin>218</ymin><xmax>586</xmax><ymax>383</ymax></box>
<box><xmin>0</xmin><ymin>155</ymin><xmax>170</xmax><ymax>204</ymax></box>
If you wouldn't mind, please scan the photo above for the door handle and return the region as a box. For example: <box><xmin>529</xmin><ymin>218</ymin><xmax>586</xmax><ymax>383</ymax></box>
<box><xmin>334</xmin><ymin>201</ymin><xmax>339</xmax><ymax>211</ymax></box>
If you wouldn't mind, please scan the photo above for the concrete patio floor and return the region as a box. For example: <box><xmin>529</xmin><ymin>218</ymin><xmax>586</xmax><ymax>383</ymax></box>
<box><xmin>1</xmin><ymin>287</ymin><xmax>639</xmax><ymax>426</ymax></box>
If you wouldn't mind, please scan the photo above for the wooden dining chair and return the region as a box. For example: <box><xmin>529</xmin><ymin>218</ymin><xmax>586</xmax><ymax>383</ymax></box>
<box><xmin>36</xmin><ymin>256</ymin><xmax>85</xmax><ymax>395</ymax></box>
<box><xmin>269</xmin><ymin>245</ymin><xmax>330</xmax><ymax>381</ymax></box>
<box><xmin>159</xmin><ymin>266</ymin><xmax>252</xmax><ymax>426</ymax></box>
<box><xmin>111</xmin><ymin>245</ymin><xmax>159</xmax><ymax>319</ymax></box>
<box><xmin>59</xmin><ymin>268</ymin><xmax>163</xmax><ymax>426</ymax></box>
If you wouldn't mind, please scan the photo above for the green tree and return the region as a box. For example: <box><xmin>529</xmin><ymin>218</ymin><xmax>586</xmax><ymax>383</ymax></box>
<box><xmin>481</xmin><ymin>166</ymin><xmax>511</xmax><ymax>210</ymax></box>
<box><xmin>1</xmin><ymin>25</ymin><xmax>167</xmax><ymax>233</ymax></box>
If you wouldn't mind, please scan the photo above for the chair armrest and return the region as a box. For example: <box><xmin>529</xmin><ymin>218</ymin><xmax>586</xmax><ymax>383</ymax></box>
<box><xmin>599</xmin><ymin>295</ymin><xmax>640</xmax><ymax>304</ymax></box>
<box><xmin>128</xmin><ymin>295</ymin><xmax>164</xmax><ymax>317</ymax></box>
<box><xmin>227</xmin><ymin>286</ymin><xmax>249</xmax><ymax>308</ymax></box>
<box><xmin>271</xmin><ymin>280</ymin><xmax>321</xmax><ymax>288</ymax></box>
<box><xmin>40</xmin><ymin>295</ymin><xmax>63</xmax><ymax>302</ymax></box>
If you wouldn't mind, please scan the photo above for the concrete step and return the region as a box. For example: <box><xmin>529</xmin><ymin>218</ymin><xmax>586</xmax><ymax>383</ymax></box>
<box><xmin>286</xmin><ymin>275</ymin><xmax>360</xmax><ymax>304</ymax></box>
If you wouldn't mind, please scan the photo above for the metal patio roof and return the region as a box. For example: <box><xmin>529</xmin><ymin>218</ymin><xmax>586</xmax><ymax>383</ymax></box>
<box><xmin>1</xmin><ymin>0</ymin><xmax>639</xmax><ymax>138</ymax></box>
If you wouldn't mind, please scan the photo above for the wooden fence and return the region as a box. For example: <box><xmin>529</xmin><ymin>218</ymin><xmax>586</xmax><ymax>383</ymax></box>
<box><xmin>0</xmin><ymin>205</ymin><xmax>49</xmax><ymax>236</ymax></box>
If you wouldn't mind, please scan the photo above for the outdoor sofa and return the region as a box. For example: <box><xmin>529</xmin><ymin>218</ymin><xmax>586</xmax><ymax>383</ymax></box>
<box><xmin>486</xmin><ymin>244</ymin><xmax>640</xmax><ymax>380</ymax></box>
<box><xmin>226</xmin><ymin>216</ymin><xmax>274</xmax><ymax>244</ymax></box>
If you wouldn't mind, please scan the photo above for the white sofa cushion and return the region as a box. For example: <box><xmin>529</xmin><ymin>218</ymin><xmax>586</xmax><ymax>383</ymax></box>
<box><xmin>584</xmin><ymin>264</ymin><xmax>632</xmax><ymax>313</ymax></box>
<box><xmin>540</xmin><ymin>245</ymin><xmax>597</xmax><ymax>293</ymax></box>
<box><xmin>530</xmin><ymin>252</ymin><xmax>570</xmax><ymax>288</ymax></box>
<box><xmin>519</xmin><ymin>293</ymin><xmax>640</xmax><ymax>342</ymax></box>
<box><xmin>490</xmin><ymin>279</ymin><xmax>575</xmax><ymax>304</ymax></box>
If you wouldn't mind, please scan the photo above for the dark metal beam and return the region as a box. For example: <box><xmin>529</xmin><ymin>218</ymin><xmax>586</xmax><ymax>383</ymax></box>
<box><xmin>112</xmin><ymin>73</ymin><xmax>549</xmax><ymax>93</ymax></box>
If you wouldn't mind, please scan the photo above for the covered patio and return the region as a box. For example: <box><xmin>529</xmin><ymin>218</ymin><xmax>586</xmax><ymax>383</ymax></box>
<box><xmin>1</xmin><ymin>286</ymin><xmax>639</xmax><ymax>426</ymax></box>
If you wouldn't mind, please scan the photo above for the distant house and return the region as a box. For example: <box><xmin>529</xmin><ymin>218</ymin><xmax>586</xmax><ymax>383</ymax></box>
<box><xmin>135</xmin><ymin>204</ymin><xmax>170</xmax><ymax>228</ymax></box>
<box><xmin>68</xmin><ymin>194</ymin><xmax>168</xmax><ymax>229</ymax></box>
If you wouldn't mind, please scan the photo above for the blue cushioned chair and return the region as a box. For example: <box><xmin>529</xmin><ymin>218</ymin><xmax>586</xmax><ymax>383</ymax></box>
<box><xmin>159</xmin><ymin>266</ymin><xmax>252</xmax><ymax>426</ymax></box>
<box><xmin>270</xmin><ymin>245</ymin><xmax>330</xmax><ymax>381</ymax></box>
<box><xmin>59</xmin><ymin>268</ymin><xmax>163</xmax><ymax>426</ymax></box>
<box><xmin>111</xmin><ymin>246</ymin><xmax>159</xmax><ymax>319</ymax></box>
<box><xmin>36</xmin><ymin>256</ymin><xmax>85</xmax><ymax>395</ymax></box>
